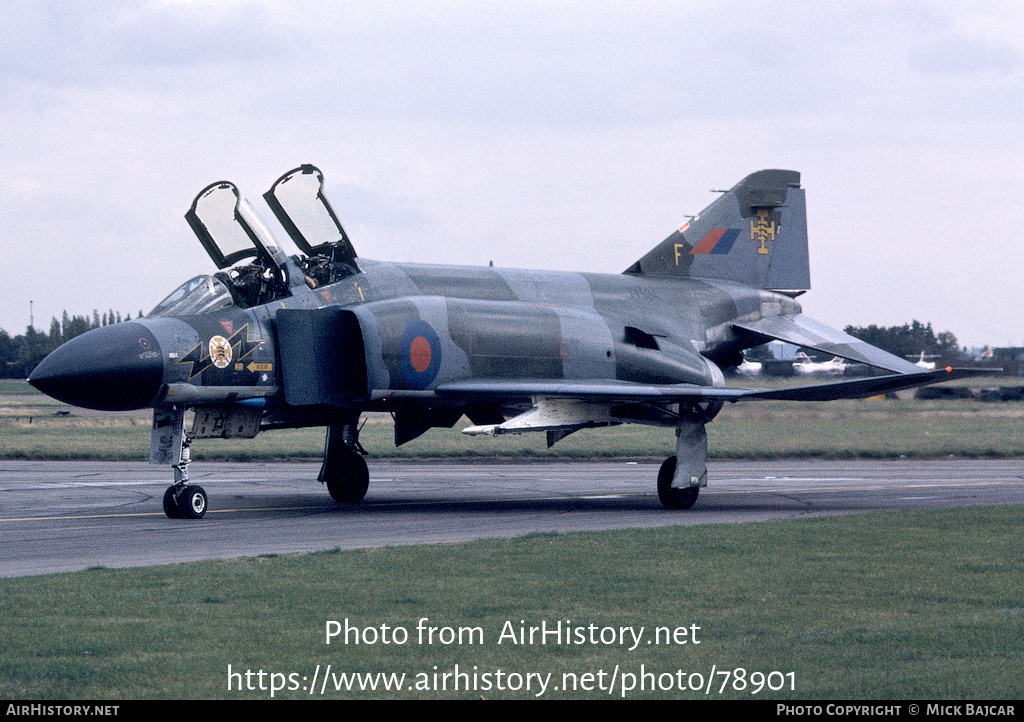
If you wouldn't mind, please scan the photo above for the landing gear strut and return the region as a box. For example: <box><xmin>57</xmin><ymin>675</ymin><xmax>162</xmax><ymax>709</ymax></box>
<box><xmin>320</xmin><ymin>417</ymin><xmax>368</xmax><ymax>503</ymax></box>
<box><xmin>656</xmin><ymin>402</ymin><xmax>720</xmax><ymax>510</ymax></box>
<box><xmin>162</xmin><ymin>434</ymin><xmax>208</xmax><ymax>519</ymax></box>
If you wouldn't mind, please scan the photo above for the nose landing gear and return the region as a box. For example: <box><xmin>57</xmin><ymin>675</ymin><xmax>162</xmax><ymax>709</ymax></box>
<box><xmin>161</xmin><ymin>435</ymin><xmax>208</xmax><ymax>519</ymax></box>
<box><xmin>153</xmin><ymin>406</ymin><xmax>209</xmax><ymax>519</ymax></box>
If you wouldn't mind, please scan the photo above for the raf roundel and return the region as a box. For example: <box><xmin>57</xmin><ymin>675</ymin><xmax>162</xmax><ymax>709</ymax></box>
<box><xmin>399</xmin><ymin>319</ymin><xmax>442</xmax><ymax>389</ymax></box>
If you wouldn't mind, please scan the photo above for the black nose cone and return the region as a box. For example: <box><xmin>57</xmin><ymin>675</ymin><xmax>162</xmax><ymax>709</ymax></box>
<box><xmin>28</xmin><ymin>322</ymin><xmax>164</xmax><ymax>411</ymax></box>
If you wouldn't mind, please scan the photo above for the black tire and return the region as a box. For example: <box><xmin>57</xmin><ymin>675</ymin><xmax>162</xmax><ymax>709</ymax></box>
<box><xmin>657</xmin><ymin>456</ymin><xmax>699</xmax><ymax>510</ymax></box>
<box><xmin>163</xmin><ymin>486</ymin><xmax>183</xmax><ymax>519</ymax></box>
<box><xmin>176</xmin><ymin>485</ymin><xmax>208</xmax><ymax>519</ymax></box>
<box><xmin>324</xmin><ymin>450</ymin><xmax>369</xmax><ymax>503</ymax></box>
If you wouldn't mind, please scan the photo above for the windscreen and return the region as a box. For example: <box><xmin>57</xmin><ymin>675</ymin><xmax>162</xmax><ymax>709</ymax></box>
<box><xmin>148</xmin><ymin>275</ymin><xmax>234</xmax><ymax>317</ymax></box>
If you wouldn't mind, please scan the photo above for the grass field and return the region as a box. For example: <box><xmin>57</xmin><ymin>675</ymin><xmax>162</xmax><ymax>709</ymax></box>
<box><xmin>4</xmin><ymin>382</ymin><xmax>1024</xmax><ymax>461</ymax></box>
<box><xmin>1</xmin><ymin>505</ymin><xmax>1021</xmax><ymax>700</ymax></box>
<box><xmin>2</xmin><ymin>380</ymin><xmax>1023</xmax><ymax>700</ymax></box>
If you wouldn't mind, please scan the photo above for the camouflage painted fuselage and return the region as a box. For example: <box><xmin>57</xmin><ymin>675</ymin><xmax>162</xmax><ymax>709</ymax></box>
<box><xmin>123</xmin><ymin>258</ymin><xmax>796</xmax><ymax>423</ymax></box>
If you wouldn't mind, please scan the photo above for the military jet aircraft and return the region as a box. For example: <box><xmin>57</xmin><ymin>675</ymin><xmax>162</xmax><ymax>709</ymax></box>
<box><xmin>793</xmin><ymin>352</ymin><xmax>849</xmax><ymax>376</ymax></box>
<box><xmin>29</xmin><ymin>166</ymin><xmax>989</xmax><ymax>519</ymax></box>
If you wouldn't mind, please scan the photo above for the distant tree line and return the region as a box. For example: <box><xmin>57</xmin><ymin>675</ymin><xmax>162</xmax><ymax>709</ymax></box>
<box><xmin>0</xmin><ymin>310</ymin><xmax>140</xmax><ymax>379</ymax></box>
<box><xmin>843</xmin><ymin>320</ymin><xmax>963</xmax><ymax>363</ymax></box>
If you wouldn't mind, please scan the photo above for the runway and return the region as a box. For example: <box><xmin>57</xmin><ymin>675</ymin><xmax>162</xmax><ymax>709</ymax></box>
<box><xmin>1</xmin><ymin>458</ymin><xmax>1022</xmax><ymax>577</ymax></box>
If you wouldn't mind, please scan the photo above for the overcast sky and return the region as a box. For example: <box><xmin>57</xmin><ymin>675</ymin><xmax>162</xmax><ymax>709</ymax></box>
<box><xmin>3</xmin><ymin>1</ymin><xmax>1022</xmax><ymax>350</ymax></box>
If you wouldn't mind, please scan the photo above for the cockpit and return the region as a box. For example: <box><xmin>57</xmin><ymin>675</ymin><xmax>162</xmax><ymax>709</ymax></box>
<box><xmin>164</xmin><ymin>165</ymin><xmax>359</xmax><ymax>316</ymax></box>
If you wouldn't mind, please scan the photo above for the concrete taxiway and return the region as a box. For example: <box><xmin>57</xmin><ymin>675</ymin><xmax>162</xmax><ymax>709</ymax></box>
<box><xmin>1</xmin><ymin>458</ymin><xmax>1021</xmax><ymax>577</ymax></box>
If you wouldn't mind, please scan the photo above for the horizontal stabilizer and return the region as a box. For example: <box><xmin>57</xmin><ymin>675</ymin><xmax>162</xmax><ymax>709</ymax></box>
<box><xmin>734</xmin><ymin>314</ymin><xmax>922</xmax><ymax>374</ymax></box>
<box><xmin>739</xmin><ymin>367</ymin><xmax>999</xmax><ymax>401</ymax></box>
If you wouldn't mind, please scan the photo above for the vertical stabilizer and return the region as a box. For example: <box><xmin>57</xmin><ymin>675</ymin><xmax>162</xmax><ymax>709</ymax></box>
<box><xmin>625</xmin><ymin>170</ymin><xmax>809</xmax><ymax>293</ymax></box>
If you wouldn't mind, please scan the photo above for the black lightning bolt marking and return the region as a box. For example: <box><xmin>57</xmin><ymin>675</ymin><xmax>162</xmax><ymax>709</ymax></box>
<box><xmin>176</xmin><ymin>324</ymin><xmax>263</xmax><ymax>380</ymax></box>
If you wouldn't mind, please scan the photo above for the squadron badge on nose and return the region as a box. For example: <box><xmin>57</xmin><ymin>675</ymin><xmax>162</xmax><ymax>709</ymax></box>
<box><xmin>209</xmin><ymin>335</ymin><xmax>233</xmax><ymax>369</ymax></box>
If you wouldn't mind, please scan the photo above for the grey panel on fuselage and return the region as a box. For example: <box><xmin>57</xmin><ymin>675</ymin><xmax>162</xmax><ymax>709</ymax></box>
<box><xmin>399</xmin><ymin>263</ymin><xmax>518</xmax><ymax>301</ymax></box>
<box><xmin>353</xmin><ymin>297</ymin><xmax>420</xmax><ymax>389</ymax></box>
<box><xmin>585</xmin><ymin>273</ymin><xmax>706</xmax><ymax>347</ymax></box>
<box><xmin>493</xmin><ymin>268</ymin><xmax>596</xmax><ymax>308</ymax></box>
<box><xmin>349</xmin><ymin>296</ymin><xmax>472</xmax><ymax>391</ymax></box>
<box><xmin>346</xmin><ymin>304</ymin><xmax>391</xmax><ymax>391</ymax></box>
<box><xmin>550</xmin><ymin>306</ymin><xmax>616</xmax><ymax>380</ymax></box>
<box><xmin>493</xmin><ymin>268</ymin><xmax>613</xmax><ymax>380</ymax></box>
<box><xmin>445</xmin><ymin>299</ymin><xmax>563</xmax><ymax>379</ymax></box>
<box><xmin>358</xmin><ymin>259</ymin><xmax>422</xmax><ymax>299</ymax></box>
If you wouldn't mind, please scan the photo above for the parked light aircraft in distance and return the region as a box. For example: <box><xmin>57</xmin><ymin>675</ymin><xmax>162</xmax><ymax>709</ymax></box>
<box><xmin>735</xmin><ymin>356</ymin><xmax>763</xmax><ymax>377</ymax></box>
<box><xmin>28</xmin><ymin>166</ymin><xmax>992</xmax><ymax>518</ymax></box>
<box><xmin>913</xmin><ymin>351</ymin><xmax>938</xmax><ymax>371</ymax></box>
<box><xmin>793</xmin><ymin>352</ymin><xmax>848</xmax><ymax>376</ymax></box>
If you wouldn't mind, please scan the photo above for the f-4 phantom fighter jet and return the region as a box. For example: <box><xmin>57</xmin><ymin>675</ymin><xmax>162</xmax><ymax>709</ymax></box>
<box><xmin>29</xmin><ymin>166</ymin><xmax>987</xmax><ymax>518</ymax></box>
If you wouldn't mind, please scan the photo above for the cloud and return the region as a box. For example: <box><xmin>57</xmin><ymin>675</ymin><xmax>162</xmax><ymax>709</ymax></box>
<box><xmin>914</xmin><ymin>35</ymin><xmax>1021</xmax><ymax>75</ymax></box>
<box><xmin>1</xmin><ymin>1</ymin><xmax>1023</xmax><ymax>346</ymax></box>
<box><xmin>107</xmin><ymin>0</ymin><xmax>296</xmax><ymax>69</ymax></box>
<box><xmin>0</xmin><ymin>0</ymin><xmax>295</xmax><ymax>93</ymax></box>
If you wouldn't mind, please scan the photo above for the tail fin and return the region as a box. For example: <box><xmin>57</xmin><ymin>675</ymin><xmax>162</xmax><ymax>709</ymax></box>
<box><xmin>625</xmin><ymin>169</ymin><xmax>809</xmax><ymax>294</ymax></box>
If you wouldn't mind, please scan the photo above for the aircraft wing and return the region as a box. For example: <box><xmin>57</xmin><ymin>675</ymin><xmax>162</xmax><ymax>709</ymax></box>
<box><xmin>434</xmin><ymin>367</ymin><xmax>994</xmax><ymax>405</ymax></box>
<box><xmin>734</xmin><ymin>314</ymin><xmax>922</xmax><ymax>374</ymax></box>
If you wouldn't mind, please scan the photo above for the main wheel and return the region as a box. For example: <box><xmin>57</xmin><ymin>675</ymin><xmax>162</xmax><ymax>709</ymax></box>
<box><xmin>323</xmin><ymin>449</ymin><xmax>369</xmax><ymax>503</ymax></box>
<box><xmin>657</xmin><ymin>456</ymin><xmax>700</xmax><ymax>510</ymax></box>
<box><xmin>163</xmin><ymin>486</ymin><xmax>183</xmax><ymax>519</ymax></box>
<box><xmin>176</xmin><ymin>485</ymin><xmax>208</xmax><ymax>519</ymax></box>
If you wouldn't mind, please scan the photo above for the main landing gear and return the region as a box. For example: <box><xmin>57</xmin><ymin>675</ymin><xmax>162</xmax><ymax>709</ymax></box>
<box><xmin>657</xmin><ymin>456</ymin><xmax>700</xmax><ymax>510</ymax></box>
<box><xmin>162</xmin><ymin>435</ymin><xmax>208</xmax><ymax>519</ymax></box>
<box><xmin>320</xmin><ymin>417</ymin><xmax>369</xmax><ymax>503</ymax></box>
<box><xmin>656</xmin><ymin>401</ymin><xmax>721</xmax><ymax>510</ymax></box>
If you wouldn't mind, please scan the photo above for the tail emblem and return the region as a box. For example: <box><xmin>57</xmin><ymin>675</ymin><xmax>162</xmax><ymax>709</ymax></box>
<box><xmin>751</xmin><ymin>209</ymin><xmax>778</xmax><ymax>255</ymax></box>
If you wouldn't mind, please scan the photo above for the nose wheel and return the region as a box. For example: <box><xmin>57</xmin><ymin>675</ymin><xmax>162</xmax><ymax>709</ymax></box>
<box><xmin>160</xmin><ymin>429</ymin><xmax>208</xmax><ymax>519</ymax></box>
